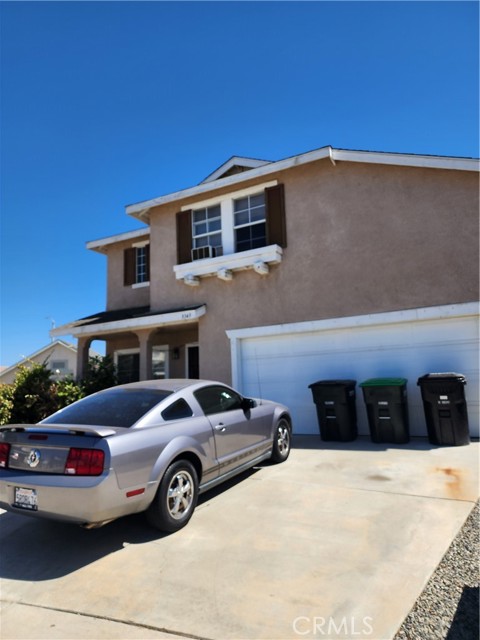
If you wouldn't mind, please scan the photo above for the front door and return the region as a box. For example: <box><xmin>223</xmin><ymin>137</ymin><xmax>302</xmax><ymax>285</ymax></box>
<box><xmin>187</xmin><ymin>345</ymin><xmax>199</xmax><ymax>379</ymax></box>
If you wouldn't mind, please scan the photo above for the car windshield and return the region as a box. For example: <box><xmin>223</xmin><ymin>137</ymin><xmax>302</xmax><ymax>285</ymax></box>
<box><xmin>42</xmin><ymin>388</ymin><xmax>173</xmax><ymax>428</ymax></box>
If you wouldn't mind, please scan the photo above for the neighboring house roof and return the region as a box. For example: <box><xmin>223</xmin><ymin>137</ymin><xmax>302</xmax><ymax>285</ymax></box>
<box><xmin>0</xmin><ymin>340</ymin><xmax>78</xmax><ymax>382</ymax></box>
<box><xmin>125</xmin><ymin>145</ymin><xmax>480</xmax><ymax>223</ymax></box>
<box><xmin>51</xmin><ymin>304</ymin><xmax>207</xmax><ymax>338</ymax></box>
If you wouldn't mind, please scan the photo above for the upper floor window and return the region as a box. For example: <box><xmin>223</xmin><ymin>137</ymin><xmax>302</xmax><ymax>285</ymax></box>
<box><xmin>136</xmin><ymin>245</ymin><xmax>149</xmax><ymax>283</ymax></box>
<box><xmin>176</xmin><ymin>182</ymin><xmax>286</xmax><ymax>265</ymax></box>
<box><xmin>192</xmin><ymin>205</ymin><xmax>223</xmax><ymax>259</ymax></box>
<box><xmin>124</xmin><ymin>243</ymin><xmax>150</xmax><ymax>286</ymax></box>
<box><xmin>234</xmin><ymin>193</ymin><xmax>266</xmax><ymax>252</ymax></box>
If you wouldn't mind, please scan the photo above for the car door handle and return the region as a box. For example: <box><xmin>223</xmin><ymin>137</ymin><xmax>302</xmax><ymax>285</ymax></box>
<box><xmin>214</xmin><ymin>423</ymin><xmax>226</xmax><ymax>432</ymax></box>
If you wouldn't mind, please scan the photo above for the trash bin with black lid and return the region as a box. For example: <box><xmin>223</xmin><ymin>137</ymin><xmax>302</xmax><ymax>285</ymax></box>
<box><xmin>308</xmin><ymin>380</ymin><xmax>357</xmax><ymax>441</ymax></box>
<box><xmin>360</xmin><ymin>378</ymin><xmax>409</xmax><ymax>444</ymax></box>
<box><xmin>417</xmin><ymin>373</ymin><xmax>470</xmax><ymax>446</ymax></box>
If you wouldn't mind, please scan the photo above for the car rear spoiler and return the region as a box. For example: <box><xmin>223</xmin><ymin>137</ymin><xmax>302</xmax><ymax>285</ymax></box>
<box><xmin>0</xmin><ymin>424</ymin><xmax>119</xmax><ymax>437</ymax></box>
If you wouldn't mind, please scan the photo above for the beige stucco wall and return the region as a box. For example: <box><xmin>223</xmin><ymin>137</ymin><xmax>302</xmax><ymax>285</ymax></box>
<box><xmin>104</xmin><ymin>159</ymin><xmax>479</xmax><ymax>384</ymax></box>
<box><xmin>106</xmin><ymin>234</ymin><xmax>150</xmax><ymax>310</ymax></box>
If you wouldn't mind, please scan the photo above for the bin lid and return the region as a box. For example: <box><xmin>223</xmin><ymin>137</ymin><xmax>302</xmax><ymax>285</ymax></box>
<box><xmin>308</xmin><ymin>379</ymin><xmax>356</xmax><ymax>388</ymax></box>
<box><xmin>359</xmin><ymin>378</ymin><xmax>408</xmax><ymax>387</ymax></box>
<box><xmin>417</xmin><ymin>373</ymin><xmax>466</xmax><ymax>385</ymax></box>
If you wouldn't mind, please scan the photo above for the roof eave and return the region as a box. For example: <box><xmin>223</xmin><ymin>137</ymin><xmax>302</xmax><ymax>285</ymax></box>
<box><xmin>126</xmin><ymin>146</ymin><xmax>480</xmax><ymax>223</ymax></box>
<box><xmin>87</xmin><ymin>227</ymin><xmax>150</xmax><ymax>253</ymax></box>
<box><xmin>51</xmin><ymin>305</ymin><xmax>207</xmax><ymax>339</ymax></box>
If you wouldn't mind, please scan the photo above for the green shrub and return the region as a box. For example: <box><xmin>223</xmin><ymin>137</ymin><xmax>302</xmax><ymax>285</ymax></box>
<box><xmin>54</xmin><ymin>377</ymin><xmax>84</xmax><ymax>409</ymax></box>
<box><xmin>0</xmin><ymin>384</ymin><xmax>14</xmax><ymax>425</ymax></box>
<box><xmin>81</xmin><ymin>355</ymin><xmax>118</xmax><ymax>396</ymax></box>
<box><xmin>10</xmin><ymin>362</ymin><xmax>58</xmax><ymax>424</ymax></box>
<box><xmin>3</xmin><ymin>355</ymin><xmax>118</xmax><ymax>425</ymax></box>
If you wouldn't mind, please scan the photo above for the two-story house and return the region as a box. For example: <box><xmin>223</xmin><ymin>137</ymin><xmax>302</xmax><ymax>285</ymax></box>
<box><xmin>52</xmin><ymin>146</ymin><xmax>479</xmax><ymax>436</ymax></box>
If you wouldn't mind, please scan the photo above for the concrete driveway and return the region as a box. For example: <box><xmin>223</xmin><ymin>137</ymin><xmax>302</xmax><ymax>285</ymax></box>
<box><xmin>1</xmin><ymin>436</ymin><xmax>478</xmax><ymax>640</ymax></box>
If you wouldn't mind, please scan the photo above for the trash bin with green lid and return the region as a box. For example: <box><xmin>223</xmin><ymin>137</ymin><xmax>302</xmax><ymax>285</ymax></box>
<box><xmin>360</xmin><ymin>378</ymin><xmax>409</xmax><ymax>444</ymax></box>
<box><xmin>308</xmin><ymin>380</ymin><xmax>357</xmax><ymax>441</ymax></box>
<box><xmin>417</xmin><ymin>373</ymin><xmax>470</xmax><ymax>446</ymax></box>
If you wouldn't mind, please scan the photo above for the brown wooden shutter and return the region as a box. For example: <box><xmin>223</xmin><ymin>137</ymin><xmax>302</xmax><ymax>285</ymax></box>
<box><xmin>145</xmin><ymin>244</ymin><xmax>150</xmax><ymax>281</ymax></box>
<box><xmin>266</xmin><ymin>183</ymin><xmax>287</xmax><ymax>248</ymax></box>
<box><xmin>124</xmin><ymin>247</ymin><xmax>136</xmax><ymax>286</ymax></box>
<box><xmin>176</xmin><ymin>210</ymin><xmax>192</xmax><ymax>264</ymax></box>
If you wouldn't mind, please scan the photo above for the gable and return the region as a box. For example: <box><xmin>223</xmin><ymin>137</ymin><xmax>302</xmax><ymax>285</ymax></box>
<box><xmin>201</xmin><ymin>156</ymin><xmax>272</xmax><ymax>184</ymax></box>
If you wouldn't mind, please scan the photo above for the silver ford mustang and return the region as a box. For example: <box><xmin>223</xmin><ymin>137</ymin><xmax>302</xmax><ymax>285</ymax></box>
<box><xmin>0</xmin><ymin>379</ymin><xmax>292</xmax><ymax>532</ymax></box>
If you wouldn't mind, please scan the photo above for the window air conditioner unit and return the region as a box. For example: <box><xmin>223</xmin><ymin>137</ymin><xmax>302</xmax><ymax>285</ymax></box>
<box><xmin>191</xmin><ymin>245</ymin><xmax>223</xmax><ymax>261</ymax></box>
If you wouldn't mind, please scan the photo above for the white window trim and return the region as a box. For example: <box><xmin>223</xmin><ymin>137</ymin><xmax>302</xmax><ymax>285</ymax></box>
<box><xmin>181</xmin><ymin>180</ymin><xmax>277</xmax><ymax>257</ymax></box>
<box><xmin>131</xmin><ymin>241</ymin><xmax>150</xmax><ymax>288</ymax></box>
<box><xmin>176</xmin><ymin>180</ymin><xmax>280</xmax><ymax>285</ymax></box>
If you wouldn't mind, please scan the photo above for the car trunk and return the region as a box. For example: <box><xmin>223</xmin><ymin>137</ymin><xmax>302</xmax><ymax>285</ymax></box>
<box><xmin>0</xmin><ymin>424</ymin><xmax>120</xmax><ymax>474</ymax></box>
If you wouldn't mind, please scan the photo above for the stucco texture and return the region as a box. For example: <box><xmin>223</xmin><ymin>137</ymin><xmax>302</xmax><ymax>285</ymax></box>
<box><xmin>105</xmin><ymin>159</ymin><xmax>479</xmax><ymax>383</ymax></box>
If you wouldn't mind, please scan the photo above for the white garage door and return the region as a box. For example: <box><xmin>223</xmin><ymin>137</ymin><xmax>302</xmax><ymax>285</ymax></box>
<box><xmin>228</xmin><ymin>303</ymin><xmax>479</xmax><ymax>437</ymax></box>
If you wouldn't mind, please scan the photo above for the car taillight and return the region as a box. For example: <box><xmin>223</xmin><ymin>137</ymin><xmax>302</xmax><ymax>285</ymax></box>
<box><xmin>64</xmin><ymin>448</ymin><xmax>104</xmax><ymax>476</ymax></box>
<box><xmin>0</xmin><ymin>443</ymin><xmax>10</xmax><ymax>468</ymax></box>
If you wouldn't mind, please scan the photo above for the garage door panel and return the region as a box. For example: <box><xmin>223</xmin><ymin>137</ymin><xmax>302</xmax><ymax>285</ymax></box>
<box><xmin>237</xmin><ymin>311</ymin><xmax>479</xmax><ymax>437</ymax></box>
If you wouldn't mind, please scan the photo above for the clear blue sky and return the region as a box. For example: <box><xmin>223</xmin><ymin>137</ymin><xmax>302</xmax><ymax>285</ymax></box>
<box><xmin>1</xmin><ymin>1</ymin><xmax>478</xmax><ymax>368</ymax></box>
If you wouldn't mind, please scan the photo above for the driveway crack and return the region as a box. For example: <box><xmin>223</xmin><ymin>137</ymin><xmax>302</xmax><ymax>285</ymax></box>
<box><xmin>1</xmin><ymin>599</ymin><xmax>215</xmax><ymax>640</ymax></box>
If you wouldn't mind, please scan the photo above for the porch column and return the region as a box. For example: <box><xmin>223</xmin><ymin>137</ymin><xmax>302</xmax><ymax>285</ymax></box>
<box><xmin>136</xmin><ymin>329</ymin><xmax>154</xmax><ymax>381</ymax></box>
<box><xmin>76</xmin><ymin>337</ymin><xmax>92</xmax><ymax>381</ymax></box>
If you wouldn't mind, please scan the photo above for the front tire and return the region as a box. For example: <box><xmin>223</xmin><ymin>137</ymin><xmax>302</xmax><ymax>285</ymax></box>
<box><xmin>270</xmin><ymin>418</ymin><xmax>292</xmax><ymax>463</ymax></box>
<box><xmin>146</xmin><ymin>460</ymin><xmax>198</xmax><ymax>532</ymax></box>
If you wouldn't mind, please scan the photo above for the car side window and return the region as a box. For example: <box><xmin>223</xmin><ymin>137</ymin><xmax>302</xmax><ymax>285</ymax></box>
<box><xmin>194</xmin><ymin>386</ymin><xmax>243</xmax><ymax>416</ymax></box>
<box><xmin>161</xmin><ymin>398</ymin><xmax>194</xmax><ymax>421</ymax></box>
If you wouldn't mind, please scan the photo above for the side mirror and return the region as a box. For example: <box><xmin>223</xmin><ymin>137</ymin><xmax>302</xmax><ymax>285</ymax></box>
<box><xmin>241</xmin><ymin>397</ymin><xmax>256</xmax><ymax>412</ymax></box>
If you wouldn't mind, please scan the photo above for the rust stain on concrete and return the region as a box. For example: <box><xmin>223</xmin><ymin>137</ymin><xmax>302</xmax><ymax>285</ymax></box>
<box><xmin>435</xmin><ymin>467</ymin><xmax>464</xmax><ymax>499</ymax></box>
<box><xmin>367</xmin><ymin>474</ymin><xmax>392</xmax><ymax>482</ymax></box>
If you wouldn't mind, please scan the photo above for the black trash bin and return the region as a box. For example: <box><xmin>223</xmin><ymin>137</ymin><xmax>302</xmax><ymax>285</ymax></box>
<box><xmin>417</xmin><ymin>373</ymin><xmax>470</xmax><ymax>446</ymax></box>
<box><xmin>308</xmin><ymin>380</ymin><xmax>357</xmax><ymax>441</ymax></box>
<box><xmin>360</xmin><ymin>378</ymin><xmax>409</xmax><ymax>444</ymax></box>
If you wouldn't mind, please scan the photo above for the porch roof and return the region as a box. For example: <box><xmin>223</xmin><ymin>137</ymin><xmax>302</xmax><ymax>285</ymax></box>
<box><xmin>51</xmin><ymin>304</ymin><xmax>206</xmax><ymax>339</ymax></box>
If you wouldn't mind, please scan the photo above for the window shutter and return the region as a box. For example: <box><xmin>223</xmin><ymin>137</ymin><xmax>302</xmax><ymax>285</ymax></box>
<box><xmin>266</xmin><ymin>184</ymin><xmax>287</xmax><ymax>248</ymax></box>
<box><xmin>145</xmin><ymin>244</ymin><xmax>150</xmax><ymax>281</ymax></box>
<box><xmin>176</xmin><ymin>210</ymin><xmax>192</xmax><ymax>264</ymax></box>
<box><xmin>124</xmin><ymin>247</ymin><xmax>136</xmax><ymax>286</ymax></box>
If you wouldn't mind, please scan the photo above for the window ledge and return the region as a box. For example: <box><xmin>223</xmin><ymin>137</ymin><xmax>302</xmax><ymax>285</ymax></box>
<box><xmin>173</xmin><ymin>244</ymin><xmax>283</xmax><ymax>286</ymax></box>
<box><xmin>132</xmin><ymin>281</ymin><xmax>150</xmax><ymax>289</ymax></box>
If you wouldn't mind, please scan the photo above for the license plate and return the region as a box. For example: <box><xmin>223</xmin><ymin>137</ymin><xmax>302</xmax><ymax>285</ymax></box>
<box><xmin>14</xmin><ymin>487</ymin><xmax>38</xmax><ymax>511</ymax></box>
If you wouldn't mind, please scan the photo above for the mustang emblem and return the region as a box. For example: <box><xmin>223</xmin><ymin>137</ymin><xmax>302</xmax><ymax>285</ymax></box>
<box><xmin>27</xmin><ymin>449</ymin><xmax>41</xmax><ymax>468</ymax></box>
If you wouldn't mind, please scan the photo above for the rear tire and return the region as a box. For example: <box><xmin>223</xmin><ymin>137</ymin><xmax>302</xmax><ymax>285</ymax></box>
<box><xmin>270</xmin><ymin>418</ymin><xmax>292</xmax><ymax>463</ymax></box>
<box><xmin>146</xmin><ymin>460</ymin><xmax>198</xmax><ymax>532</ymax></box>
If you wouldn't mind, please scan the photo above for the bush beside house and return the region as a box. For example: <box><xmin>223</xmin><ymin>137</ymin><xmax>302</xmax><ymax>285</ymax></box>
<box><xmin>0</xmin><ymin>356</ymin><xmax>117</xmax><ymax>425</ymax></box>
